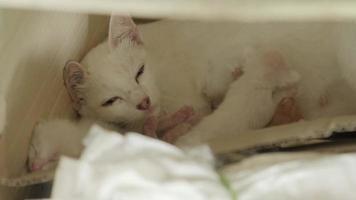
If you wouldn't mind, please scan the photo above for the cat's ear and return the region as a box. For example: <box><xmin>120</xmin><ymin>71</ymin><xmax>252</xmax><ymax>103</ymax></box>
<box><xmin>108</xmin><ymin>15</ymin><xmax>143</xmax><ymax>50</ymax></box>
<box><xmin>63</xmin><ymin>61</ymin><xmax>86</xmax><ymax>111</ymax></box>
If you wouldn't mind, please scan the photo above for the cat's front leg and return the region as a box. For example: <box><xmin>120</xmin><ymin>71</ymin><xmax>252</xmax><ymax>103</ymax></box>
<box><xmin>143</xmin><ymin>106</ymin><xmax>196</xmax><ymax>139</ymax></box>
<box><xmin>159</xmin><ymin>110</ymin><xmax>203</xmax><ymax>143</ymax></box>
<box><xmin>28</xmin><ymin>119</ymin><xmax>89</xmax><ymax>172</ymax></box>
<box><xmin>160</xmin><ymin>123</ymin><xmax>193</xmax><ymax>144</ymax></box>
<box><xmin>143</xmin><ymin>115</ymin><xmax>159</xmax><ymax>138</ymax></box>
<box><xmin>142</xmin><ymin>106</ymin><xmax>202</xmax><ymax>143</ymax></box>
<box><xmin>158</xmin><ymin>106</ymin><xmax>195</xmax><ymax>132</ymax></box>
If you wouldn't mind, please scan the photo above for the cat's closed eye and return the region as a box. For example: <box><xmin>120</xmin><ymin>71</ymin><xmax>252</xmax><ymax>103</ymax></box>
<box><xmin>102</xmin><ymin>96</ymin><xmax>122</xmax><ymax>107</ymax></box>
<box><xmin>135</xmin><ymin>64</ymin><xmax>145</xmax><ymax>83</ymax></box>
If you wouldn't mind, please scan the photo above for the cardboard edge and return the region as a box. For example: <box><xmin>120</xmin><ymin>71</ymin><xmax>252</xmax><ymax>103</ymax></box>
<box><xmin>211</xmin><ymin>115</ymin><xmax>356</xmax><ymax>154</ymax></box>
<box><xmin>0</xmin><ymin>170</ymin><xmax>54</xmax><ymax>187</ymax></box>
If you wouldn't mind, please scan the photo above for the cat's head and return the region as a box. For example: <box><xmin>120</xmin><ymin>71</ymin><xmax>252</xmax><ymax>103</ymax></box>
<box><xmin>63</xmin><ymin>16</ymin><xmax>159</xmax><ymax>128</ymax></box>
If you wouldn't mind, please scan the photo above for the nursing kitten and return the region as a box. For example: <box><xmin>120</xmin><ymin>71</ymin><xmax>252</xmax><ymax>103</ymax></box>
<box><xmin>176</xmin><ymin>49</ymin><xmax>300</xmax><ymax>145</ymax></box>
<box><xmin>135</xmin><ymin>20</ymin><xmax>356</xmax><ymax>145</ymax></box>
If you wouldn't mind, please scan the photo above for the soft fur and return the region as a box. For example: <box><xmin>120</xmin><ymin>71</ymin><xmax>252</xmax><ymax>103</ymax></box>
<box><xmin>29</xmin><ymin>17</ymin><xmax>356</xmax><ymax>169</ymax></box>
<box><xmin>138</xmin><ymin>20</ymin><xmax>356</xmax><ymax>145</ymax></box>
<box><xmin>63</xmin><ymin>16</ymin><xmax>160</xmax><ymax>131</ymax></box>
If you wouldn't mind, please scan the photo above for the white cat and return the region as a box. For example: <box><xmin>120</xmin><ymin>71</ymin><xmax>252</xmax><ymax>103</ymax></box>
<box><xmin>29</xmin><ymin>16</ymin><xmax>356</xmax><ymax>170</ymax></box>
<box><xmin>138</xmin><ymin>20</ymin><xmax>356</xmax><ymax>145</ymax></box>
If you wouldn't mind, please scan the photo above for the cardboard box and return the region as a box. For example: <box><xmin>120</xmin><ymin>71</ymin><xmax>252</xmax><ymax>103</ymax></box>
<box><xmin>1</xmin><ymin>1</ymin><xmax>356</xmax><ymax>199</ymax></box>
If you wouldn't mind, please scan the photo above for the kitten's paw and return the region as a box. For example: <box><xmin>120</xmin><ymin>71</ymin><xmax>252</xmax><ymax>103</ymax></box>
<box><xmin>143</xmin><ymin>115</ymin><xmax>158</xmax><ymax>138</ymax></box>
<box><xmin>319</xmin><ymin>94</ymin><xmax>329</xmax><ymax>108</ymax></box>
<box><xmin>158</xmin><ymin>106</ymin><xmax>195</xmax><ymax>131</ymax></box>
<box><xmin>161</xmin><ymin>123</ymin><xmax>193</xmax><ymax>144</ymax></box>
<box><xmin>28</xmin><ymin>153</ymin><xmax>59</xmax><ymax>172</ymax></box>
<box><xmin>268</xmin><ymin>97</ymin><xmax>303</xmax><ymax>126</ymax></box>
<box><xmin>173</xmin><ymin>106</ymin><xmax>195</xmax><ymax>122</ymax></box>
<box><xmin>231</xmin><ymin>67</ymin><xmax>244</xmax><ymax>80</ymax></box>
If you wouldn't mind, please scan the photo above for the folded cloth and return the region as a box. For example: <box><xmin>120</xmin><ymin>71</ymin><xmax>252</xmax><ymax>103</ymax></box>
<box><xmin>224</xmin><ymin>153</ymin><xmax>356</xmax><ymax>200</ymax></box>
<box><xmin>51</xmin><ymin>125</ymin><xmax>232</xmax><ymax>200</ymax></box>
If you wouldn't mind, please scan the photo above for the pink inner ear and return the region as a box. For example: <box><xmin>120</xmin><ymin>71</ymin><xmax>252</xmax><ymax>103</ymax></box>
<box><xmin>63</xmin><ymin>61</ymin><xmax>85</xmax><ymax>111</ymax></box>
<box><xmin>130</xmin><ymin>26</ymin><xmax>143</xmax><ymax>45</ymax></box>
<box><xmin>109</xmin><ymin>15</ymin><xmax>143</xmax><ymax>49</ymax></box>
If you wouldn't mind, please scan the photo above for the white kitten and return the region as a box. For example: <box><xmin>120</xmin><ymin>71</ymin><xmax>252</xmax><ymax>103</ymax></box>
<box><xmin>135</xmin><ymin>20</ymin><xmax>356</xmax><ymax>145</ymax></box>
<box><xmin>176</xmin><ymin>49</ymin><xmax>300</xmax><ymax>145</ymax></box>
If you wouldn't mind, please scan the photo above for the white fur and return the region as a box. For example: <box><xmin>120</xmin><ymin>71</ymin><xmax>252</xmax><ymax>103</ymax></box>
<box><xmin>28</xmin><ymin>119</ymin><xmax>117</xmax><ymax>171</ymax></box>
<box><xmin>79</xmin><ymin>40</ymin><xmax>159</xmax><ymax>130</ymax></box>
<box><xmin>31</xmin><ymin>19</ymin><xmax>356</xmax><ymax>160</ymax></box>
<box><xmin>137</xmin><ymin>21</ymin><xmax>356</xmax><ymax>145</ymax></box>
<box><xmin>176</xmin><ymin>48</ymin><xmax>300</xmax><ymax>145</ymax></box>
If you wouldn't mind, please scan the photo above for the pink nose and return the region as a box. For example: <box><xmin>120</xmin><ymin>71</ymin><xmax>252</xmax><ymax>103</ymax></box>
<box><xmin>136</xmin><ymin>97</ymin><xmax>151</xmax><ymax>110</ymax></box>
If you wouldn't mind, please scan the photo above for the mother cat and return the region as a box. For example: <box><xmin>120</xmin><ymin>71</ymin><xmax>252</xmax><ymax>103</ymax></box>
<box><xmin>146</xmin><ymin>19</ymin><xmax>356</xmax><ymax>144</ymax></box>
<box><xmin>41</xmin><ymin>16</ymin><xmax>356</xmax><ymax>146</ymax></box>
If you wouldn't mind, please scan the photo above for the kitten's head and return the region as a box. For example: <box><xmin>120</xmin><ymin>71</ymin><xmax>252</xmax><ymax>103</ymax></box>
<box><xmin>64</xmin><ymin>16</ymin><xmax>159</xmax><ymax>128</ymax></box>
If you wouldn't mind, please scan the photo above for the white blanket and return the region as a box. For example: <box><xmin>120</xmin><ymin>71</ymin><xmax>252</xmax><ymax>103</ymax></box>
<box><xmin>51</xmin><ymin>126</ymin><xmax>232</xmax><ymax>200</ymax></box>
<box><xmin>51</xmin><ymin>125</ymin><xmax>356</xmax><ymax>200</ymax></box>
<box><xmin>224</xmin><ymin>153</ymin><xmax>356</xmax><ymax>200</ymax></box>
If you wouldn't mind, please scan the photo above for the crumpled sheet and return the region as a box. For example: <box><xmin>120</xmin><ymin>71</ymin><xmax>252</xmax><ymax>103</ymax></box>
<box><xmin>224</xmin><ymin>153</ymin><xmax>356</xmax><ymax>200</ymax></box>
<box><xmin>51</xmin><ymin>125</ymin><xmax>232</xmax><ymax>200</ymax></box>
<box><xmin>50</xmin><ymin>125</ymin><xmax>356</xmax><ymax>200</ymax></box>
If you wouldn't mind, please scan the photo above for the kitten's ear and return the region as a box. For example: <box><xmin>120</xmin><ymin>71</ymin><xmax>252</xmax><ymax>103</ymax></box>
<box><xmin>108</xmin><ymin>15</ymin><xmax>143</xmax><ymax>50</ymax></box>
<box><xmin>63</xmin><ymin>61</ymin><xmax>86</xmax><ymax>111</ymax></box>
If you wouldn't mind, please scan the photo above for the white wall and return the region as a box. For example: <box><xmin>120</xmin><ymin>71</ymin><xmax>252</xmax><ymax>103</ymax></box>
<box><xmin>0</xmin><ymin>9</ymin><xmax>108</xmax><ymax>190</ymax></box>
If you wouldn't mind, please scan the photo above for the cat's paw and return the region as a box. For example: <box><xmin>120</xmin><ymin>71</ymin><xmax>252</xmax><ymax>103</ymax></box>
<box><xmin>143</xmin><ymin>115</ymin><xmax>158</xmax><ymax>138</ymax></box>
<box><xmin>159</xmin><ymin>109</ymin><xmax>203</xmax><ymax>144</ymax></box>
<box><xmin>160</xmin><ymin>123</ymin><xmax>193</xmax><ymax>144</ymax></box>
<box><xmin>172</xmin><ymin>106</ymin><xmax>195</xmax><ymax>122</ymax></box>
<box><xmin>268</xmin><ymin>97</ymin><xmax>303</xmax><ymax>126</ymax></box>
<box><xmin>28</xmin><ymin>153</ymin><xmax>59</xmax><ymax>172</ymax></box>
<box><xmin>231</xmin><ymin>67</ymin><xmax>244</xmax><ymax>80</ymax></box>
<box><xmin>158</xmin><ymin>106</ymin><xmax>195</xmax><ymax>131</ymax></box>
<box><xmin>28</xmin><ymin>119</ymin><xmax>82</xmax><ymax>172</ymax></box>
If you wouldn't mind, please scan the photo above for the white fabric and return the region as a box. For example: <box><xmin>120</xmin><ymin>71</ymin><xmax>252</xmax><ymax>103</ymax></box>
<box><xmin>51</xmin><ymin>126</ymin><xmax>231</xmax><ymax>200</ymax></box>
<box><xmin>225</xmin><ymin>153</ymin><xmax>356</xmax><ymax>200</ymax></box>
<box><xmin>49</xmin><ymin>125</ymin><xmax>356</xmax><ymax>200</ymax></box>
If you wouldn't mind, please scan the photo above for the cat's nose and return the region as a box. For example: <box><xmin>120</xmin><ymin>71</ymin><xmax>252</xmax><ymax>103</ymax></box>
<box><xmin>136</xmin><ymin>97</ymin><xmax>151</xmax><ymax>110</ymax></box>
